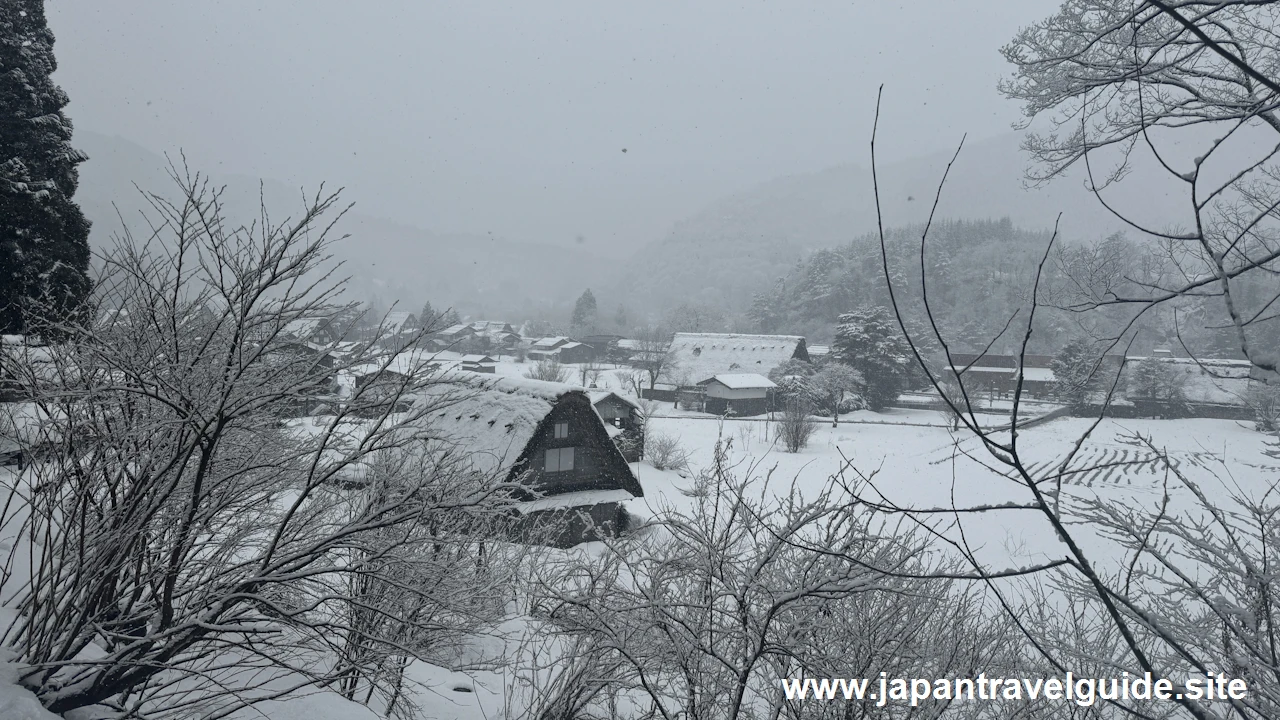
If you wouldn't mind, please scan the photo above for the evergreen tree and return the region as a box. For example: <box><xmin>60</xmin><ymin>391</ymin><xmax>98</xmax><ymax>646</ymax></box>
<box><xmin>419</xmin><ymin>300</ymin><xmax>436</xmax><ymax>328</ymax></box>
<box><xmin>613</xmin><ymin>303</ymin><xmax>627</xmax><ymax>331</ymax></box>
<box><xmin>0</xmin><ymin>0</ymin><xmax>91</xmax><ymax>334</ymax></box>
<box><xmin>1051</xmin><ymin>337</ymin><xmax>1104</xmax><ymax>409</ymax></box>
<box><xmin>571</xmin><ymin>288</ymin><xmax>598</xmax><ymax>331</ymax></box>
<box><xmin>831</xmin><ymin>306</ymin><xmax>911</xmax><ymax>411</ymax></box>
<box><xmin>439</xmin><ymin>307</ymin><xmax>461</xmax><ymax>328</ymax></box>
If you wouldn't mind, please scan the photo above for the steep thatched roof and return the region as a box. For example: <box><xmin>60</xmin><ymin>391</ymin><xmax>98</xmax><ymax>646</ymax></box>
<box><xmin>659</xmin><ymin>333</ymin><xmax>808</xmax><ymax>385</ymax></box>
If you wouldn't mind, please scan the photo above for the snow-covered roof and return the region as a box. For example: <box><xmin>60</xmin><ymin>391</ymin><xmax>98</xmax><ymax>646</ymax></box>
<box><xmin>703</xmin><ymin>373</ymin><xmax>777</xmax><ymax>390</ymax></box>
<box><xmin>413</xmin><ymin>373</ymin><xmax>585</xmax><ymax>477</ymax></box>
<box><xmin>468</xmin><ymin>321</ymin><xmax>516</xmax><ymax>334</ymax></box>
<box><xmin>588</xmin><ymin>390</ymin><xmax>639</xmax><ymax>411</ymax></box>
<box><xmin>1020</xmin><ymin>367</ymin><xmax>1055</xmax><ymax>383</ymax></box>
<box><xmin>283</xmin><ymin>317</ymin><xmax>332</xmax><ymax>340</ymax></box>
<box><xmin>660</xmin><ymin>333</ymin><xmax>807</xmax><ymax>385</ymax></box>
<box><xmin>558</xmin><ymin>341</ymin><xmax>585</xmax><ymax>350</ymax></box>
<box><xmin>383</xmin><ymin>311</ymin><xmax>417</xmax><ymax>335</ymax></box>
<box><xmin>532</xmin><ymin>336</ymin><xmax>572</xmax><ymax>350</ymax></box>
<box><xmin>1122</xmin><ymin>356</ymin><xmax>1255</xmax><ymax>406</ymax></box>
<box><xmin>437</xmin><ymin>324</ymin><xmax>474</xmax><ymax>337</ymax></box>
<box><xmin>946</xmin><ymin>365</ymin><xmax>1056</xmax><ymax>383</ymax></box>
<box><xmin>948</xmin><ymin>366</ymin><xmax>1013</xmax><ymax>375</ymax></box>
<box><xmin>460</xmin><ymin>354</ymin><xmax>495</xmax><ymax>363</ymax></box>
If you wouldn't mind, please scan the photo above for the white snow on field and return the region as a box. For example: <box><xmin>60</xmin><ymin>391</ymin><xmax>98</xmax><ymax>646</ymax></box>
<box><xmin>636</xmin><ymin>413</ymin><xmax>1279</xmax><ymax>574</ymax></box>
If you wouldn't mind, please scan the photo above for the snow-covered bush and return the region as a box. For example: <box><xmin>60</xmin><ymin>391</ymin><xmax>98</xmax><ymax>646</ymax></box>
<box><xmin>774</xmin><ymin>397</ymin><xmax>816</xmax><ymax>453</ymax></box>
<box><xmin>643</xmin><ymin>431</ymin><xmax>689</xmax><ymax>472</ymax></box>
<box><xmin>524</xmin><ymin>357</ymin><xmax>569</xmax><ymax>383</ymax></box>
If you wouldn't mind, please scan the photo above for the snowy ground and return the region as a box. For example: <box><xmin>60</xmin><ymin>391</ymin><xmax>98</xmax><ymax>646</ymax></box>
<box><xmin>635</xmin><ymin>413</ymin><xmax>1278</xmax><ymax>573</ymax></box>
<box><xmin>3</xmin><ymin>364</ymin><xmax>1275</xmax><ymax>718</ymax></box>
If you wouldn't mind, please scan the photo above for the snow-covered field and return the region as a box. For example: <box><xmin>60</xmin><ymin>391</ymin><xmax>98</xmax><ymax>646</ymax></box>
<box><xmin>3</xmin><ymin>364</ymin><xmax>1276</xmax><ymax>718</ymax></box>
<box><xmin>636</xmin><ymin>413</ymin><xmax>1278</xmax><ymax>573</ymax></box>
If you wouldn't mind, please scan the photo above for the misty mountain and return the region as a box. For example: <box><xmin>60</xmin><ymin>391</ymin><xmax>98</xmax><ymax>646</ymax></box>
<box><xmin>620</xmin><ymin>131</ymin><xmax>1198</xmax><ymax>313</ymax></box>
<box><xmin>72</xmin><ymin>131</ymin><xmax>611</xmax><ymax>320</ymax></box>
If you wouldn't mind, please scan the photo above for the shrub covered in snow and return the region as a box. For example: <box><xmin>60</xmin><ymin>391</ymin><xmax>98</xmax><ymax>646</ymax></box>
<box><xmin>644</xmin><ymin>431</ymin><xmax>690</xmax><ymax>472</ymax></box>
<box><xmin>524</xmin><ymin>357</ymin><xmax>569</xmax><ymax>383</ymax></box>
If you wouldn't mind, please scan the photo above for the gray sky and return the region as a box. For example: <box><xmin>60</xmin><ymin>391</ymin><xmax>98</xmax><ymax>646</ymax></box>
<box><xmin>49</xmin><ymin>0</ymin><xmax>1059</xmax><ymax>256</ymax></box>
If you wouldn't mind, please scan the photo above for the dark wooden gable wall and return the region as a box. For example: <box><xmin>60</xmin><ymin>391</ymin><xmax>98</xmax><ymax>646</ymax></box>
<box><xmin>507</xmin><ymin>391</ymin><xmax>643</xmax><ymax>499</ymax></box>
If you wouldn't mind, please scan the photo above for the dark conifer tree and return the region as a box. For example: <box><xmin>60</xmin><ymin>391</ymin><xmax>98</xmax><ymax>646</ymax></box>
<box><xmin>0</xmin><ymin>0</ymin><xmax>91</xmax><ymax>334</ymax></box>
<box><xmin>571</xmin><ymin>288</ymin><xmax>597</xmax><ymax>331</ymax></box>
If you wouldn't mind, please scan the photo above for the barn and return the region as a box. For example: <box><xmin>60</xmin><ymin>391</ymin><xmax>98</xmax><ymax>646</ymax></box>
<box><xmin>417</xmin><ymin>374</ymin><xmax>644</xmax><ymax>547</ymax></box>
<box><xmin>697</xmin><ymin>373</ymin><xmax>777</xmax><ymax>416</ymax></box>
<box><xmin>659</xmin><ymin>333</ymin><xmax>808</xmax><ymax>386</ymax></box>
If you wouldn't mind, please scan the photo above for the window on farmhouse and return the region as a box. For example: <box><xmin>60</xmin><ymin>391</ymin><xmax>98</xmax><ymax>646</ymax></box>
<box><xmin>553</xmin><ymin>422</ymin><xmax>568</xmax><ymax>439</ymax></box>
<box><xmin>545</xmin><ymin>447</ymin><xmax>575</xmax><ymax>472</ymax></box>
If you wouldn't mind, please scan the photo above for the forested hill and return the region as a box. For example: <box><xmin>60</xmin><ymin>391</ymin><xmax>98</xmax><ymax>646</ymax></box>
<box><xmin>749</xmin><ymin>216</ymin><xmax>1270</xmax><ymax>361</ymax></box>
<box><xmin>749</xmin><ymin>218</ymin><xmax>1058</xmax><ymax>347</ymax></box>
<box><xmin>617</xmin><ymin>131</ymin><xmax>1200</xmax><ymax>315</ymax></box>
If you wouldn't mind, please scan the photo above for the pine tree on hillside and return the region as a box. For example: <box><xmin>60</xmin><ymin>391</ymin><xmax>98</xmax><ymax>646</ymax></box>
<box><xmin>571</xmin><ymin>288</ymin><xmax>597</xmax><ymax>331</ymax></box>
<box><xmin>831</xmin><ymin>306</ymin><xmax>911</xmax><ymax>411</ymax></box>
<box><xmin>0</xmin><ymin>0</ymin><xmax>91</xmax><ymax>334</ymax></box>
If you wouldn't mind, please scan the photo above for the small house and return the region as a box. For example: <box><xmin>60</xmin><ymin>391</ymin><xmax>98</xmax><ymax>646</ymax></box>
<box><xmin>430</xmin><ymin>324</ymin><xmax>478</xmax><ymax>351</ymax></box>
<box><xmin>468</xmin><ymin>321</ymin><xmax>521</xmax><ymax>350</ymax></box>
<box><xmin>418</xmin><ymin>374</ymin><xmax>644</xmax><ymax>547</ymax></box>
<box><xmin>267</xmin><ymin>341</ymin><xmax>340</xmax><ymax>413</ymax></box>
<box><xmin>556</xmin><ymin>341</ymin><xmax>595</xmax><ymax>365</ymax></box>
<box><xmin>350</xmin><ymin>369</ymin><xmax>414</xmax><ymax>416</ymax></box>
<box><xmin>528</xmin><ymin>337</ymin><xmax>596</xmax><ymax>364</ymax></box>
<box><xmin>528</xmin><ymin>337</ymin><xmax>573</xmax><ymax>361</ymax></box>
<box><xmin>589</xmin><ymin>390</ymin><xmax>644</xmax><ymax>462</ymax></box>
<box><xmin>580</xmin><ymin>334</ymin><xmax>625</xmax><ymax>357</ymax></box>
<box><xmin>460</xmin><ymin>354</ymin><xmax>497</xmax><ymax>374</ymax></box>
<box><xmin>283</xmin><ymin>317</ymin><xmax>342</xmax><ymax>345</ymax></box>
<box><xmin>697</xmin><ymin>373</ymin><xmax>777</xmax><ymax>416</ymax></box>
<box><xmin>383</xmin><ymin>311</ymin><xmax>420</xmax><ymax>336</ymax></box>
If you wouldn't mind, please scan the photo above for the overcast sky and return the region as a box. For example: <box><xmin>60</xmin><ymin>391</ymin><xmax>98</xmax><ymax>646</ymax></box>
<box><xmin>49</xmin><ymin>0</ymin><xmax>1060</xmax><ymax>256</ymax></box>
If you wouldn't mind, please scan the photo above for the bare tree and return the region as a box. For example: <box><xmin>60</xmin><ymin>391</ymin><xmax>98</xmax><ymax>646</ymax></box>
<box><xmin>858</xmin><ymin>82</ymin><xmax>1280</xmax><ymax>719</ymax></box>
<box><xmin>578</xmin><ymin>358</ymin><xmax>603</xmax><ymax>387</ymax></box>
<box><xmin>1002</xmin><ymin>0</ymin><xmax>1280</xmax><ymax>374</ymax></box>
<box><xmin>632</xmin><ymin>325</ymin><xmax>676</xmax><ymax>391</ymax></box>
<box><xmin>0</xmin><ymin>167</ymin><xmax>521</xmax><ymax>718</ymax></box>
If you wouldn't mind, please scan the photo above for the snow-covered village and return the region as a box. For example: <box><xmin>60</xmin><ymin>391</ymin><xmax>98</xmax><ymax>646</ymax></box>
<box><xmin>4</xmin><ymin>1</ymin><xmax>1280</xmax><ymax>718</ymax></box>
